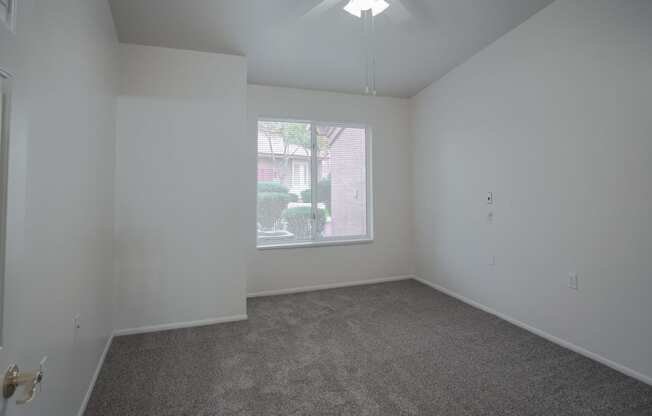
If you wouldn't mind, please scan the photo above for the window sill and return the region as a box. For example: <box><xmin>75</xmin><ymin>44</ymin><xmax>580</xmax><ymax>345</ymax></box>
<box><xmin>257</xmin><ymin>238</ymin><xmax>373</xmax><ymax>250</ymax></box>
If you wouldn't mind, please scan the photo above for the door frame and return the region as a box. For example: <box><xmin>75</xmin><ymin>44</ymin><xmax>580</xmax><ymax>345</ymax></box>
<box><xmin>0</xmin><ymin>67</ymin><xmax>13</xmax><ymax>347</ymax></box>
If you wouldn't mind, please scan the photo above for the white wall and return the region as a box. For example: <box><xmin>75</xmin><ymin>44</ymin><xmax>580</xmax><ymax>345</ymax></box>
<box><xmin>114</xmin><ymin>45</ymin><xmax>249</xmax><ymax>331</ymax></box>
<box><xmin>0</xmin><ymin>0</ymin><xmax>118</xmax><ymax>414</ymax></box>
<box><xmin>247</xmin><ymin>85</ymin><xmax>414</xmax><ymax>295</ymax></box>
<box><xmin>411</xmin><ymin>0</ymin><xmax>652</xmax><ymax>381</ymax></box>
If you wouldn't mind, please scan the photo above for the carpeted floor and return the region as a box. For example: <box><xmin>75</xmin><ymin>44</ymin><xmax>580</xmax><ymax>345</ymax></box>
<box><xmin>85</xmin><ymin>280</ymin><xmax>652</xmax><ymax>415</ymax></box>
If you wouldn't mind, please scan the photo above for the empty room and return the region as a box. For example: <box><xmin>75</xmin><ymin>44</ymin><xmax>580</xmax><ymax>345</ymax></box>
<box><xmin>0</xmin><ymin>0</ymin><xmax>651</xmax><ymax>415</ymax></box>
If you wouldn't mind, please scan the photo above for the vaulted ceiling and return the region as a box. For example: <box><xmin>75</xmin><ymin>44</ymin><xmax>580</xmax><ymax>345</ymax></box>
<box><xmin>108</xmin><ymin>0</ymin><xmax>554</xmax><ymax>97</ymax></box>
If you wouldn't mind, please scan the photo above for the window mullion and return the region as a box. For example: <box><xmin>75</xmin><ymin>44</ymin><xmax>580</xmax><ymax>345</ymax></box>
<box><xmin>310</xmin><ymin>123</ymin><xmax>319</xmax><ymax>242</ymax></box>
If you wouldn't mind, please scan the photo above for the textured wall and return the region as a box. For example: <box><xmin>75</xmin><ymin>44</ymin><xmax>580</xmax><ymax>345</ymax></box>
<box><xmin>247</xmin><ymin>85</ymin><xmax>415</xmax><ymax>295</ymax></box>
<box><xmin>411</xmin><ymin>0</ymin><xmax>652</xmax><ymax>382</ymax></box>
<box><xmin>114</xmin><ymin>45</ymin><xmax>248</xmax><ymax>331</ymax></box>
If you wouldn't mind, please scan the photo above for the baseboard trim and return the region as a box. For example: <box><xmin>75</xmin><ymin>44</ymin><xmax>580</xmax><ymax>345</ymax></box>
<box><xmin>412</xmin><ymin>276</ymin><xmax>652</xmax><ymax>386</ymax></box>
<box><xmin>114</xmin><ymin>314</ymin><xmax>249</xmax><ymax>337</ymax></box>
<box><xmin>77</xmin><ymin>333</ymin><xmax>114</xmax><ymax>416</ymax></box>
<box><xmin>247</xmin><ymin>275</ymin><xmax>415</xmax><ymax>298</ymax></box>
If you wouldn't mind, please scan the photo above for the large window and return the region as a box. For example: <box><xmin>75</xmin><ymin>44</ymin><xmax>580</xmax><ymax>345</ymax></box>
<box><xmin>257</xmin><ymin>119</ymin><xmax>372</xmax><ymax>248</ymax></box>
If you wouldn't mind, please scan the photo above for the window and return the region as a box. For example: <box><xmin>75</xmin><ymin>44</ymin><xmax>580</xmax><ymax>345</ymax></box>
<box><xmin>257</xmin><ymin>119</ymin><xmax>372</xmax><ymax>248</ymax></box>
<box><xmin>0</xmin><ymin>0</ymin><xmax>15</xmax><ymax>32</ymax></box>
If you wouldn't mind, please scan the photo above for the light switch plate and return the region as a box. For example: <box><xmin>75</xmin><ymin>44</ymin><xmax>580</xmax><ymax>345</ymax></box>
<box><xmin>568</xmin><ymin>273</ymin><xmax>579</xmax><ymax>290</ymax></box>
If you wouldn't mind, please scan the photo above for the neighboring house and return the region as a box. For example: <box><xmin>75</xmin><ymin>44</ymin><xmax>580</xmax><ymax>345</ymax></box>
<box><xmin>257</xmin><ymin>130</ymin><xmax>330</xmax><ymax>197</ymax></box>
<box><xmin>328</xmin><ymin>127</ymin><xmax>366</xmax><ymax>237</ymax></box>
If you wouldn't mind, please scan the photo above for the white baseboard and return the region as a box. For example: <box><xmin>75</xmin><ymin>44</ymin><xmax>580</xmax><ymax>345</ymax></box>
<box><xmin>77</xmin><ymin>333</ymin><xmax>114</xmax><ymax>416</ymax></box>
<box><xmin>412</xmin><ymin>276</ymin><xmax>652</xmax><ymax>387</ymax></box>
<box><xmin>114</xmin><ymin>314</ymin><xmax>249</xmax><ymax>336</ymax></box>
<box><xmin>247</xmin><ymin>275</ymin><xmax>415</xmax><ymax>298</ymax></box>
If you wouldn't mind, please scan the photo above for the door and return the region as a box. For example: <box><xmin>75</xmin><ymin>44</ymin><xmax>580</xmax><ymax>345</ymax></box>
<box><xmin>0</xmin><ymin>2</ymin><xmax>47</xmax><ymax>413</ymax></box>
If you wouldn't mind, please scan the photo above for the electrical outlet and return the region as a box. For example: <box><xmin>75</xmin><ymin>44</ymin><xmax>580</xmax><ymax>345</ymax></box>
<box><xmin>568</xmin><ymin>273</ymin><xmax>579</xmax><ymax>290</ymax></box>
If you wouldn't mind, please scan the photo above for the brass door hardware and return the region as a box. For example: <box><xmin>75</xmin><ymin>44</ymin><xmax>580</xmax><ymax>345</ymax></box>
<box><xmin>3</xmin><ymin>357</ymin><xmax>46</xmax><ymax>405</ymax></box>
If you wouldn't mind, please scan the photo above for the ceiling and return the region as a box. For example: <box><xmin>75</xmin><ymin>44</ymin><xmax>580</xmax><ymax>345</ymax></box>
<box><xmin>108</xmin><ymin>0</ymin><xmax>554</xmax><ymax>98</ymax></box>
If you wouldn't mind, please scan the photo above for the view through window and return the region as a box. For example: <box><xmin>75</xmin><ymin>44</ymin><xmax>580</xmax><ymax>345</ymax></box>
<box><xmin>257</xmin><ymin>120</ymin><xmax>371</xmax><ymax>247</ymax></box>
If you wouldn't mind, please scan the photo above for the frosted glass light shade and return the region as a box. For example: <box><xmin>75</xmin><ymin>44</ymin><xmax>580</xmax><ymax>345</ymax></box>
<box><xmin>344</xmin><ymin>0</ymin><xmax>390</xmax><ymax>18</ymax></box>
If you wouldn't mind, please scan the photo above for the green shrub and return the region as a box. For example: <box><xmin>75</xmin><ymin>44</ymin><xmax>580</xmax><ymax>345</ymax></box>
<box><xmin>257</xmin><ymin>181</ymin><xmax>289</xmax><ymax>194</ymax></box>
<box><xmin>257</xmin><ymin>182</ymin><xmax>294</xmax><ymax>229</ymax></box>
<box><xmin>300</xmin><ymin>177</ymin><xmax>331</xmax><ymax>211</ymax></box>
<box><xmin>300</xmin><ymin>189</ymin><xmax>311</xmax><ymax>203</ymax></box>
<box><xmin>257</xmin><ymin>192</ymin><xmax>292</xmax><ymax>229</ymax></box>
<box><xmin>281</xmin><ymin>206</ymin><xmax>327</xmax><ymax>238</ymax></box>
<box><xmin>258</xmin><ymin>192</ymin><xmax>292</xmax><ymax>204</ymax></box>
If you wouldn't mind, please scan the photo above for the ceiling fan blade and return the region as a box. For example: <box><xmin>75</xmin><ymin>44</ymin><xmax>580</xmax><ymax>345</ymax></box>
<box><xmin>300</xmin><ymin>0</ymin><xmax>345</xmax><ymax>21</ymax></box>
<box><xmin>390</xmin><ymin>0</ymin><xmax>437</xmax><ymax>25</ymax></box>
<box><xmin>387</xmin><ymin>0</ymin><xmax>412</xmax><ymax>23</ymax></box>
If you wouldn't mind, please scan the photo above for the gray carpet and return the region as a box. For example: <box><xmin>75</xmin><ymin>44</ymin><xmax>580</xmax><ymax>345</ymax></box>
<box><xmin>85</xmin><ymin>280</ymin><xmax>652</xmax><ymax>415</ymax></box>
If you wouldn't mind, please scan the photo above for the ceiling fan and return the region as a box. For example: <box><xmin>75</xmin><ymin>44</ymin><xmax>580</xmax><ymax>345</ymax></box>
<box><xmin>299</xmin><ymin>0</ymin><xmax>431</xmax><ymax>25</ymax></box>
<box><xmin>296</xmin><ymin>0</ymin><xmax>433</xmax><ymax>96</ymax></box>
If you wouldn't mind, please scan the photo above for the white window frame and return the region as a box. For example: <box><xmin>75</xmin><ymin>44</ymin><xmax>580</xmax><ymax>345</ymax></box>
<box><xmin>257</xmin><ymin>117</ymin><xmax>374</xmax><ymax>249</ymax></box>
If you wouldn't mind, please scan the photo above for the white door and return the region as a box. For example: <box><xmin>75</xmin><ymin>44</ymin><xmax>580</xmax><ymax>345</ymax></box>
<box><xmin>0</xmin><ymin>2</ymin><xmax>47</xmax><ymax>413</ymax></box>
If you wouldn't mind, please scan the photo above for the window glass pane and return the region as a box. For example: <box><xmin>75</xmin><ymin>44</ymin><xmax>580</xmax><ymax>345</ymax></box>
<box><xmin>316</xmin><ymin>124</ymin><xmax>367</xmax><ymax>239</ymax></box>
<box><xmin>257</xmin><ymin>121</ymin><xmax>313</xmax><ymax>246</ymax></box>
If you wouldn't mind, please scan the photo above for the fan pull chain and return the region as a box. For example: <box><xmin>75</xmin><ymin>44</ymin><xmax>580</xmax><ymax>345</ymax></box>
<box><xmin>371</xmin><ymin>9</ymin><xmax>376</xmax><ymax>96</ymax></box>
<box><xmin>362</xmin><ymin>8</ymin><xmax>377</xmax><ymax>96</ymax></box>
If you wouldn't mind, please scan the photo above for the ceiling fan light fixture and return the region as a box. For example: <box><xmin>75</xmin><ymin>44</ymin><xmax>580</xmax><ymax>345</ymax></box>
<box><xmin>343</xmin><ymin>0</ymin><xmax>390</xmax><ymax>18</ymax></box>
